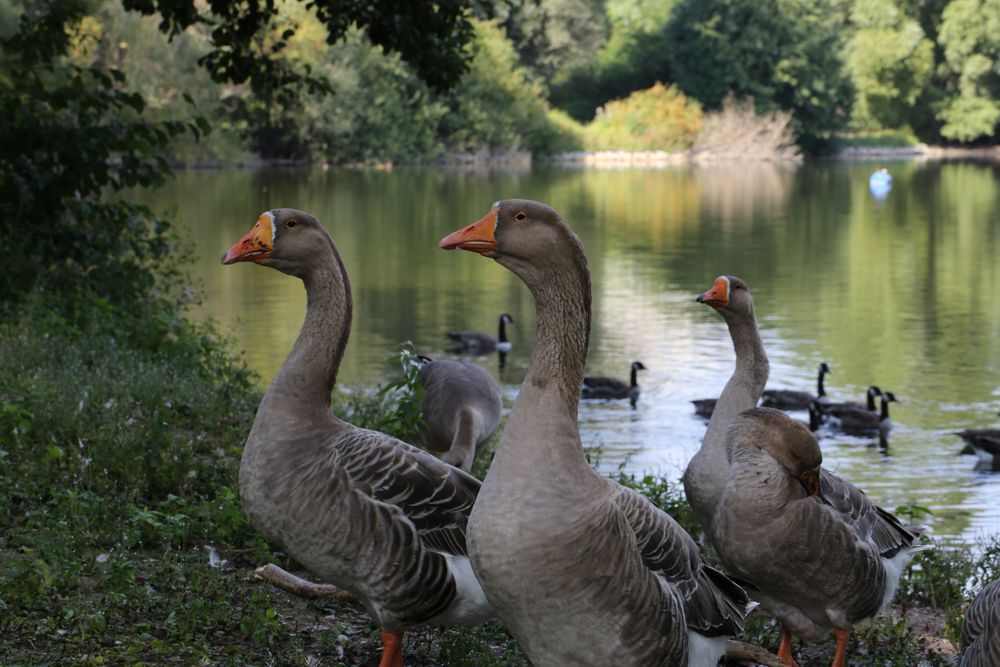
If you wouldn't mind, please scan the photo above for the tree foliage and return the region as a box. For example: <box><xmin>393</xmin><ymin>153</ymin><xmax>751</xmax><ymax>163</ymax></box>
<box><xmin>936</xmin><ymin>0</ymin><xmax>1000</xmax><ymax>141</ymax></box>
<box><xmin>665</xmin><ymin>0</ymin><xmax>854</xmax><ymax>152</ymax></box>
<box><xmin>846</xmin><ymin>0</ymin><xmax>935</xmax><ymax>131</ymax></box>
<box><xmin>584</xmin><ymin>82</ymin><xmax>702</xmax><ymax>151</ymax></box>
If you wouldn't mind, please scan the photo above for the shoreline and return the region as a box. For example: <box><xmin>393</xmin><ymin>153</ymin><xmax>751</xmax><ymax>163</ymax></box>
<box><xmin>169</xmin><ymin>143</ymin><xmax>1000</xmax><ymax>171</ymax></box>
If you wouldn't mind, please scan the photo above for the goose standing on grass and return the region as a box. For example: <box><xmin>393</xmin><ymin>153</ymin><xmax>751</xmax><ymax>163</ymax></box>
<box><xmin>960</xmin><ymin>578</ymin><xmax>1000</xmax><ymax>666</ymax></box>
<box><xmin>582</xmin><ymin>360</ymin><xmax>647</xmax><ymax>407</ymax></box>
<box><xmin>714</xmin><ymin>408</ymin><xmax>927</xmax><ymax>667</ymax></box>
<box><xmin>416</xmin><ymin>357</ymin><xmax>503</xmax><ymax>472</ymax></box>
<box><xmin>222</xmin><ymin>209</ymin><xmax>492</xmax><ymax>667</ymax></box>
<box><xmin>440</xmin><ymin>200</ymin><xmax>752</xmax><ymax>666</ymax></box>
<box><xmin>683</xmin><ymin>275</ymin><xmax>769</xmax><ymax>545</ymax></box>
<box><xmin>446</xmin><ymin>313</ymin><xmax>514</xmax><ymax>352</ymax></box>
<box><xmin>826</xmin><ymin>392</ymin><xmax>899</xmax><ymax>448</ymax></box>
<box><xmin>760</xmin><ymin>362</ymin><xmax>831</xmax><ymax>411</ymax></box>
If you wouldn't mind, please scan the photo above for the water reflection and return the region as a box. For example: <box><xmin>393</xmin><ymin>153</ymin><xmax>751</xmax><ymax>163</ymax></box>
<box><xmin>140</xmin><ymin>161</ymin><xmax>1000</xmax><ymax>543</ymax></box>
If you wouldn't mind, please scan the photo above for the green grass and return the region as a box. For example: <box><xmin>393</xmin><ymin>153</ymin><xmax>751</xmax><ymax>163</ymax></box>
<box><xmin>2</xmin><ymin>309</ymin><xmax>997</xmax><ymax>665</ymax></box>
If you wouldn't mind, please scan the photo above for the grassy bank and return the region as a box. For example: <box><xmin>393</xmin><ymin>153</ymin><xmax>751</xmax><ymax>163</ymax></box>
<box><xmin>1</xmin><ymin>311</ymin><xmax>996</xmax><ymax>665</ymax></box>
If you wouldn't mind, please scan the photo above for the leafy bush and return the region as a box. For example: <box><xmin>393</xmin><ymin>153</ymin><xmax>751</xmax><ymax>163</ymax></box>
<box><xmin>583</xmin><ymin>82</ymin><xmax>703</xmax><ymax>152</ymax></box>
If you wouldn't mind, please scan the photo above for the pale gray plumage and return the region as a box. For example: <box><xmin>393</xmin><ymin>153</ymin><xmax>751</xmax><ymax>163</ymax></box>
<box><xmin>440</xmin><ymin>199</ymin><xmax>750</xmax><ymax>667</ymax></box>
<box><xmin>960</xmin><ymin>578</ymin><xmax>1000</xmax><ymax>667</ymax></box>
<box><xmin>224</xmin><ymin>209</ymin><xmax>492</xmax><ymax>665</ymax></box>
<box><xmin>714</xmin><ymin>407</ymin><xmax>926</xmax><ymax>660</ymax></box>
<box><xmin>417</xmin><ymin>358</ymin><xmax>502</xmax><ymax>471</ymax></box>
<box><xmin>683</xmin><ymin>275</ymin><xmax>769</xmax><ymax>547</ymax></box>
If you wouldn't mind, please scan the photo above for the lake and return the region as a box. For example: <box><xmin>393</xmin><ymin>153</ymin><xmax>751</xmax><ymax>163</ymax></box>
<box><xmin>142</xmin><ymin>160</ymin><xmax>1000</xmax><ymax>543</ymax></box>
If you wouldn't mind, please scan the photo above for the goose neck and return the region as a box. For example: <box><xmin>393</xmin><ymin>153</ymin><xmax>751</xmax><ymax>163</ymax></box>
<box><xmin>265</xmin><ymin>253</ymin><xmax>352</xmax><ymax>419</ymax></box>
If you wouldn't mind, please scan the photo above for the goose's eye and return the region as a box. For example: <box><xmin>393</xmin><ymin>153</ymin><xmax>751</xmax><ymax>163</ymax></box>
<box><xmin>514</xmin><ymin>212</ymin><xmax>527</xmax><ymax>221</ymax></box>
<box><xmin>286</xmin><ymin>220</ymin><xmax>298</xmax><ymax>229</ymax></box>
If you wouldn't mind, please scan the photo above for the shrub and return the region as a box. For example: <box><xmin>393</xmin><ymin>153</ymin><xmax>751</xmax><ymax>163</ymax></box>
<box><xmin>583</xmin><ymin>82</ymin><xmax>703</xmax><ymax>152</ymax></box>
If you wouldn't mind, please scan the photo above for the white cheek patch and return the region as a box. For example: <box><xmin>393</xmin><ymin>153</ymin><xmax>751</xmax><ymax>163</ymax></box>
<box><xmin>264</xmin><ymin>210</ymin><xmax>276</xmax><ymax>243</ymax></box>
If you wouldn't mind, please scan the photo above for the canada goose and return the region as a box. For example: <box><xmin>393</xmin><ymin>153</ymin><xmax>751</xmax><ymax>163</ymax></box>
<box><xmin>760</xmin><ymin>362</ymin><xmax>831</xmax><ymax>410</ymax></box>
<box><xmin>691</xmin><ymin>398</ymin><xmax>718</xmax><ymax>418</ymax></box>
<box><xmin>440</xmin><ymin>200</ymin><xmax>751</xmax><ymax>666</ymax></box>
<box><xmin>822</xmin><ymin>386</ymin><xmax>883</xmax><ymax>418</ymax></box>
<box><xmin>446</xmin><ymin>313</ymin><xmax>514</xmax><ymax>352</ymax></box>
<box><xmin>954</xmin><ymin>428</ymin><xmax>1000</xmax><ymax>467</ymax></box>
<box><xmin>582</xmin><ymin>360</ymin><xmax>647</xmax><ymax>407</ymax></box>
<box><xmin>826</xmin><ymin>392</ymin><xmax>899</xmax><ymax>448</ymax></box>
<box><xmin>714</xmin><ymin>408</ymin><xmax>927</xmax><ymax>667</ymax></box>
<box><xmin>417</xmin><ymin>358</ymin><xmax>503</xmax><ymax>472</ymax></box>
<box><xmin>683</xmin><ymin>275</ymin><xmax>769</xmax><ymax>546</ymax></box>
<box><xmin>223</xmin><ymin>209</ymin><xmax>492</xmax><ymax>667</ymax></box>
<box><xmin>959</xmin><ymin>578</ymin><xmax>1000</xmax><ymax>666</ymax></box>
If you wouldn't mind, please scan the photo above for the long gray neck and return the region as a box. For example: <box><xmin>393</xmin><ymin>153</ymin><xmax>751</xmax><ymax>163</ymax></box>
<box><xmin>702</xmin><ymin>309</ymin><xmax>770</xmax><ymax>449</ymax></box>
<box><xmin>686</xmin><ymin>307</ymin><xmax>769</xmax><ymax>540</ymax></box>
<box><xmin>493</xmin><ymin>253</ymin><xmax>591</xmax><ymax>476</ymax></box>
<box><xmin>264</xmin><ymin>244</ymin><xmax>352</xmax><ymax>420</ymax></box>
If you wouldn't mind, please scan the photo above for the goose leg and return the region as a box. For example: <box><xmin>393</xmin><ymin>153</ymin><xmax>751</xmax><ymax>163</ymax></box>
<box><xmin>831</xmin><ymin>628</ymin><xmax>849</xmax><ymax>667</ymax></box>
<box><xmin>777</xmin><ymin>625</ymin><xmax>799</xmax><ymax>667</ymax></box>
<box><xmin>378</xmin><ymin>630</ymin><xmax>404</xmax><ymax>667</ymax></box>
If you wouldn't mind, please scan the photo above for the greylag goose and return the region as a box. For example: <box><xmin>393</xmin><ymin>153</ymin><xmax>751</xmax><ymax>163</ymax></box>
<box><xmin>714</xmin><ymin>407</ymin><xmax>927</xmax><ymax>667</ymax></box>
<box><xmin>446</xmin><ymin>313</ymin><xmax>514</xmax><ymax>352</ymax></box>
<box><xmin>416</xmin><ymin>358</ymin><xmax>503</xmax><ymax>472</ymax></box>
<box><xmin>222</xmin><ymin>209</ymin><xmax>492</xmax><ymax>667</ymax></box>
<box><xmin>683</xmin><ymin>275</ymin><xmax>769</xmax><ymax>546</ymax></box>
<box><xmin>760</xmin><ymin>362</ymin><xmax>831</xmax><ymax>410</ymax></box>
<box><xmin>826</xmin><ymin>391</ymin><xmax>898</xmax><ymax>448</ymax></box>
<box><xmin>440</xmin><ymin>199</ymin><xmax>751</xmax><ymax>667</ymax></box>
<box><xmin>960</xmin><ymin>578</ymin><xmax>1000</xmax><ymax>666</ymax></box>
<box><xmin>581</xmin><ymin>360</ymin><xmax>647</xmax><ymax>407</ymax></box>
<box><xmin>954</xmin><ymin>428</ymin><xmax>1000</xmax><ymax>465</ymax></box>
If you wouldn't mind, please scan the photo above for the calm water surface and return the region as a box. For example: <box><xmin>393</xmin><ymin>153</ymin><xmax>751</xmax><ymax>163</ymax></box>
<box><xmin>144</xmin><ymin>161</ymin><xmax>1000</xmax><ymax>543</ymax></box>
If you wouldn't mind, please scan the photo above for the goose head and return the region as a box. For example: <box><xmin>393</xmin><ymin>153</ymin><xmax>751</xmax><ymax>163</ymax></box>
<box><xmin>500</xmin><ymin>313</ymin><xmax>514</xmax><ymax>325</ymax></box>
<box><xmin>221</xmin><ymin>208</ymin><xmax>330</xmax><ymax>278</ymax></box>
<box><xmin>631</xmin><ymin>361</ymin><xmax>647</xmax><ymax>373</ymax></box>
<box><xmin>696</xmin><ymin>275</ymin><xmax>755</xmax><ymax>320</ymax></box>
<box><xmin>438</xmin><ymin>199</ymin><xmax>587</xmax><ymax>283</ymax></box>
<box><xmin>727</xmin><ymin>407</ymin><xmax>824</xmax><ymax>497</ymax></box>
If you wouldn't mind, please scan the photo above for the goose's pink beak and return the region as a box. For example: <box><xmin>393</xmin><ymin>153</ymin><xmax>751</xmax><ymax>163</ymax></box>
<box><xmin>439</xmin><ymin>207</ymin><xmax>498</xmax><ymax>256</ymax></box>
<box><xmin>222</xmin><ymin>213</ymin><xmax>274</xmax><ymax>265</ymax></box>
<box><xmin>697</xmin><ymin>277</ymin><xmax>730</xmax><ymax>308</ymax></box>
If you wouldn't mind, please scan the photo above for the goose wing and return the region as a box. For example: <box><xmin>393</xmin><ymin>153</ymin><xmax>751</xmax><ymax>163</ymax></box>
<box><xmin>961</xmin><ymin>579</ymin><xmax>1000</xmax><ymax>665</ymax></box>
<box><xmin>819</xmin><ymin>470</ymin><xmax>924</xmax><ymax>558</ymax></box>
<box><xmin>331</xmin><ymin>427</ymin><xmax>480</xmax><ymax>557</ymax></box>
<box><xmin>611</xmin><ymin>484</ymin><xmax>750</xmax><ymax>636</ymax></box>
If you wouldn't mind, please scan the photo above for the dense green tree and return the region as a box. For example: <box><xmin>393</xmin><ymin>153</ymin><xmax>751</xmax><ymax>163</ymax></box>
<box><xmin>499</xmin><ymin>0</ymin><xmax>609</xmax><ymax>89</ymax></box>
<box><xmin>665</xmin><ymin>0</ymin><xmax>853</xmax><ymax>151</ymax></box>
<box><xmin>936</xmin><ymin>0</ymin><xmax>1000</xmax><ymax>142</ymax></box>
<box><xmin>845</xmin><ymin>0</ymin><xmax>935</xmax><ymax>130</ymax></box>
<box><xmin>0</xmin><ymin>0</ymin><xmax>486</xmax><ymax>320</ymax></box>
<box><xmin>550</xmin><ymin>0</ymin><xmax>676</xmax><ymax>120</ymax></box>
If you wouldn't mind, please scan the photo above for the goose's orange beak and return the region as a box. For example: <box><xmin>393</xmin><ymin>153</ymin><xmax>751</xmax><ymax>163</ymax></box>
<box><xmin>222</xmin><ymin>213</ymin><xmax>274</xmax><ymax>265</ymax></box>
<box><xmin>799</xmin><ymin>469</ymin><xmax>822</xmax><ymax>497</ymax></box>
<box><xmin>696</xmin><ymin>277</ymin><xmax>730</xmax><ymax>308</ymax></box>
<box><xmin>439</xmin><ymin>207</ymin><xmax>498</xmax><ymax>256</ymax></box>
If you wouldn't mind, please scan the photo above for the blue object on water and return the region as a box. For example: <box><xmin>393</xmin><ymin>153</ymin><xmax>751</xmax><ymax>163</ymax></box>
<box><xmin>869</xmin><ymin>168</ymin><xmax>892</xmax><ymax>199</ymax></box>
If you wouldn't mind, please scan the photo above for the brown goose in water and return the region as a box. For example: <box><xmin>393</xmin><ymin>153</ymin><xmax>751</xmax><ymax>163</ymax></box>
<box><xmin>825</xmin><ymin>392</ymin><xmax>899</xmax><ymax>448</ymax></box>
<box><xmin>446</xmin><ymin>313</ymin><xmax>514</xmax><ymax>352</ymax></box>
<box><xmin>760</xmin><ymin>362</ymin><xmax>831</xmax><ymax>410</ymax></box>
<box><xmin>440</xmin><ymin>200</ymin><xmax>751</xmax><ymax>667</ymax></box>
<box><xmin>416</xmin><ymin>357</ymin><xmax>502</xmax><ymax>472</ymax></box>
<box><xmin>222</xmin><ymin>209</ymin><xmax>492</xmax><ymax>667</ymax></box>
<box><xmin>714</xmin><ymin>408</ymin><xmax>927</xmax><ymax>667</ymax></box>
<box><xmin>960</xmin><ymin>578</ymin><xmax>1000</xmax><ymax>666</ymax></box>
<box><xmin>683</xmin><ymin>275</ymin><xmax>769</xmax><ymax>546</ymax></box>
<box><xmin>581</xmin><ymin>360</ymin><xmax>647</xmax><ymax>407</ymax></box>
